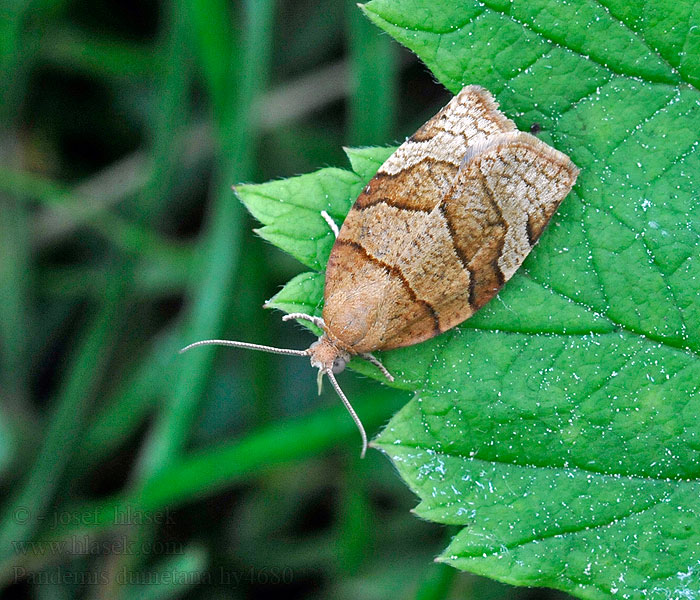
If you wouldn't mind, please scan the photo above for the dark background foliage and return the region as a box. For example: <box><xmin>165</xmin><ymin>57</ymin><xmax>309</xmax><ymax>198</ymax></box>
<box><xmin>0</xmin><ymin>0</ymin><xmax>571</xmax><ymax>597</ymax></box>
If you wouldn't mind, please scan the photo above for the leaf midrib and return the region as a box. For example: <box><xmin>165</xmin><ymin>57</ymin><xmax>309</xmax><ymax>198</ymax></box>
<box><xmin>441</xmin><ymin>495</ymin><xmax>670</xmax><ymax>564</ymax></box>
<box><xmin>376</xmin><ymin>442</ymin><xmax>700</xmax><ymax>485</ymax></box>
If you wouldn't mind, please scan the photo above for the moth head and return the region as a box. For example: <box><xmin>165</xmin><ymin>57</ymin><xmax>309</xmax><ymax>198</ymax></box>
<box><xmin>308</xmin><ymin>335</ymin><xmax>350</xmax><ymax>374</ymax></box>
<box><xmin>179</xmin><ymin>321</ymin><xmax>367</xmax><ymax>458</ymax></box>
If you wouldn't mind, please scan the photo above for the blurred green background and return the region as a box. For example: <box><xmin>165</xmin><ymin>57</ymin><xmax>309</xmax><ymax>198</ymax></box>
<box><xmin>0</xmin><ymin>0</ymin><xmax>572</xmax><ymax>597</ymax></box>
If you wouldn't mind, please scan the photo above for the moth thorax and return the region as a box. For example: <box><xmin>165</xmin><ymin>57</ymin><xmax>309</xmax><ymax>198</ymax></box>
<box><xmin>323</xmin><ymin>293</ymin><xmax>378</xmax><ymax>348</ymax></box>
<box><xmin>308</xmin><ymin>336</ymin><xmax>351</xmax><ymax>374</ymax></box>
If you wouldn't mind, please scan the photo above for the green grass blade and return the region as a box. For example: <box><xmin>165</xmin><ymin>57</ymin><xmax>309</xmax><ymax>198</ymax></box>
<box><xmin>134</xmin><ymin>0</ymin><xmax>276</xmax><ymax>479</ymax></box>
<box><xmin>0</xmin><ymin>386</ymin><xmax>404</xmax><ymax>582</ymax></box>
<box><xmin>39</xmin><ymin>27</ymin><xmax>157</xmax><ymax>81</ymax></box>
<box><xmin>0</xmin><ymin>264</ymin><xmax>128</xmax><ymax>563</ymax></box>
<box><xmin>347</xmin><ymin>0</ymin><xmax>398</xmax><ymax>145</ymax></box>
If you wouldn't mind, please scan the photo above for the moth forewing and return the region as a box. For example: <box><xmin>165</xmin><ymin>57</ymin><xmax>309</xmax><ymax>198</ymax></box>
<box><xmin>323</xmin><ymin>94</ymin><xmax>578</xmax><ymax>354</ymax></box>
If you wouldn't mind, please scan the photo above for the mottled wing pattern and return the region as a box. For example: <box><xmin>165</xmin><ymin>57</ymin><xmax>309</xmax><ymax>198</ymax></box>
<box><xmin>389</xmin><ymin>131</ymin><xmax>579</xmax><ymax>348</ymax></box>
<box><xmin>353</xmin><ymin>85</ymin><xmax>515</xmax><ymax>212</ymax></box>
<box><xmin>323</xmin><ymin>87</ymin><xmax>515</xmax><ymax>352</ymax></box>
<box><xmin>323</xmin><ymin>88</ymin><xmax>578</xmax><ymax>353</ymax></box>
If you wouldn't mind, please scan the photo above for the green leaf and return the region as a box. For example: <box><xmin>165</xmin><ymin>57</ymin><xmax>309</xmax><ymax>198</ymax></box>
<box><xmin>237</xmin><ymin>167</ymin><xmax>363</xmax><ymax>271</ymax></box>
<box><xmin>239</xmin><ymin>1</ymin><xmax>700</xmax><ymax>598</ymax></box>
<box><xmin>266</xmin><ymin>271</ymin><xmax>325</xmax><ymax>318</ymax></box>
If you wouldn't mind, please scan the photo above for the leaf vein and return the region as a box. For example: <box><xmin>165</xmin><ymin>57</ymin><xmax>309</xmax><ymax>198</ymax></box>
<box><xmin>381</xmin><ymin>441</ymin><xmax>700</xmax><ymax>484</ymax></box>
<box><xmin>591</xmin><ymin>0</ymin><xmax>685</xmax><ymax>84</ymax></box>
<box><xmin>456</xmin><ymin>496</ymin><xmax>671</xmax><ymax>560</ymax></box>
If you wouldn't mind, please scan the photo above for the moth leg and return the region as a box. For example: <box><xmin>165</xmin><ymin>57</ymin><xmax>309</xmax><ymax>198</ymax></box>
<box><xmin>361</xmin><ymin>352</ymin><xmax>394</xmax><ymax>383</ymax></box>
<box><xmin>282</xmin><ymin>313</ymin><xmax>327</xmax><ymax>331</ymax></box>
<box><xmin>320</xmin><ymin>210</ymin><xmax>339</xmax><ymax>238</ymax></box>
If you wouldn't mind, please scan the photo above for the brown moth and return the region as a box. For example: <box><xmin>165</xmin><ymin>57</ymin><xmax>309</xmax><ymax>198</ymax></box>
<box><xmin>181</xmin><ymin>85</ymin><xmax>579</xmax><ymax>457</ymax></box>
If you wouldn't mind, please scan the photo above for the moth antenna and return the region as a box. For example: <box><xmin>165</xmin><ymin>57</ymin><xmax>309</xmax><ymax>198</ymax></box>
<box><xmin>282</xmin><ymin>313</ymin><xmax>327</xmax><ymax>331</ymax></box>
<box><xmin>320</xmin><ymin>210</ymin><xmax>339</xmax><ymax>238</ymax></box>
<box><xmin>179</xmin><ymin>339</ymin><xmax>310</xmax><ymax>357</ymax></box>
<box><xmin>325</xmin><ymin>369</ymin><xmax>368</xmax><ymax>459</ymax></box>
